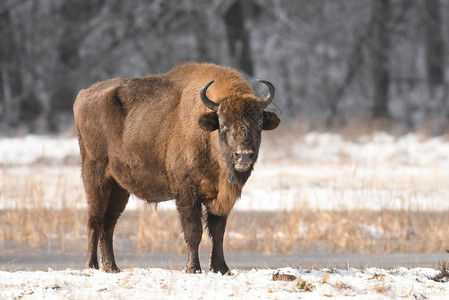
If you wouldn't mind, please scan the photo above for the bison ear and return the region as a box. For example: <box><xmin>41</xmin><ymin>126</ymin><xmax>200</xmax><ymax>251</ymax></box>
<box><xmin>199</xmin><ymin>112</ymin><xmax>219</xmax><ymax>131</ymax></box>
<box><xmin>262</xmin><ymin>111</ymin><xmax>280</xmax><ymax>130</ymax></box>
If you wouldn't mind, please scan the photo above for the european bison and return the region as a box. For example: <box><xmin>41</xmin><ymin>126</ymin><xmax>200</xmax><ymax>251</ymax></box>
<box><xmin>73</xmin><ymin>62</ymin><xmax>280</xmax><ymax>274</ymax></box>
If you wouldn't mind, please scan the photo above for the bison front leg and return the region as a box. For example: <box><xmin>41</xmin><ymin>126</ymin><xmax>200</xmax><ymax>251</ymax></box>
<box><xmin>207</xmin><ymin>213</ymin><xmax>230</xmax><ymax>274</ymax></box>
<box><xmin>176</xmin><ymin>201</ymin><xmax>203</xmax><ymax>274</ymax></box>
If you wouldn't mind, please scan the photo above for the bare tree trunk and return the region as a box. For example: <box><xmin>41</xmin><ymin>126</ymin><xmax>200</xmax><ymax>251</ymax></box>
<box><xmin>371</xmin><ymin>0</ymin><xmax>391</xmax><ymax>120</ymax></box>
<box><xmin>0</xmin><ymin>64</ymin><xmax>16</xmax><ymax>129</ymax></box>
<box><xmin>423</xmin><ymin>0</ymin><xmax>445</xmax><ymax>94</ymax></box>
<box><xmin>326</xmin><ymin>27</ymin><xmax>367</xmax><ymax>129</ymax></box>
<box><xmin>223</xmin><ymin>0</ymin><xmax>254</xmax><ymax>76</ymax></box>
<box><xmin>193</xmin><ymin>11</ymin><xmax>212</xmax><ymax>62</ymax></box>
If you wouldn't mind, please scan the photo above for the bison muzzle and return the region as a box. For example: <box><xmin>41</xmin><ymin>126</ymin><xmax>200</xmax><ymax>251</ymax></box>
<box><xmin>73</xmin><ymin>62</ymin><xmax>280</xmax><ymax>274</ymax></box>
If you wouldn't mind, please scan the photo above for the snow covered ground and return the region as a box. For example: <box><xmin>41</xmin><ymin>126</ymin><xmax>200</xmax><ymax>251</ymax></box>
<box><xmin>1</xmin><ymin>266</ymin><xmax>448</xmax><ymax>299</ymax></box>
<box><xmin>0</xmin><ymin>135</ymin><xmax>79</xmax><ymax>166</ymax></box>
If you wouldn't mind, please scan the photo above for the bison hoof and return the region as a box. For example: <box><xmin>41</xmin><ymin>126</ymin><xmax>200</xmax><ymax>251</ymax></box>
<box><xmin>211</xmin><ymin>265</ymin><xmax>230</xmax><ymax>275</ymax></box>
<box><xmin>186</xmin><ymin>267</ymin><xmax>202</xmax><ymax>274</ymax></box>
<box><xmin>101</xmin><ymin>264</ymin><xmax>121</xmax><ymax>273</ymax></box>
<box><xmin>86</xmin><ymin>261</ymin><xmax>99</xmax><ymax>270</ymax></box>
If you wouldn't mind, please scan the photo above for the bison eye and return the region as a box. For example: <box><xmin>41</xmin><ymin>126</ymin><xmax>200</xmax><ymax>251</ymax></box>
<box><xmin>220</xmin><ymin>125</ymin><xmax>229</xmax><ymax>133</ymax></box>
<box><xmin>258</xmin><ymin>123</ymin><xmax>263</xmax><ymax>131</ymax></box>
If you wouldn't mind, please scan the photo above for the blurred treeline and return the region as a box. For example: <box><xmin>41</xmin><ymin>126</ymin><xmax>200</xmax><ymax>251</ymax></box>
<box><xmin>0</xmin><ymin>0</ymin><xmax>448</xmax><ymax>135</ymax></box>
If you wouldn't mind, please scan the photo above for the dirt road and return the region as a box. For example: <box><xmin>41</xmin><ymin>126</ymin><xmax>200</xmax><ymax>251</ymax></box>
<box><xmin>1</xmin><ymin>251</ymin><xmax>447</xmax><ymax>271</ymax></box>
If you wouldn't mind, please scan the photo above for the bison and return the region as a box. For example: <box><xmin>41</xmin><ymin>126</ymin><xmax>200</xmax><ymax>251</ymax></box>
<box><xmin>73</xmin><ymin>62</ymin><xmax>280</xmax><ymax>274</ymax></box>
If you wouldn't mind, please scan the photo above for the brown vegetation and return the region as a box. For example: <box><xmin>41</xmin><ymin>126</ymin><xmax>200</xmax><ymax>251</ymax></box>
<box><xmin>1</xmin><ymin>207</ymin><xmax>448</xmax><ymax>255</ymax></box>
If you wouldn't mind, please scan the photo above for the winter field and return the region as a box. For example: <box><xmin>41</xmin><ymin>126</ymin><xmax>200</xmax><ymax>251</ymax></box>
<box><xmin>1</xmin><ymin>266</ymin><xmax>449</xmax><ymax>299</ymax></box>
<box><xmin>1</xmin><ymin>129</ymin><xmax>449</xmax><ymax>298</ymax></box>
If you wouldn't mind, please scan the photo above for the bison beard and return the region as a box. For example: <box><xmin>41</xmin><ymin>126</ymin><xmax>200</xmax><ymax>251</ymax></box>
<box><xmin>73</xmin><ymin>62</ymin><xmax>280</xmax><ymax>274</ymax></box>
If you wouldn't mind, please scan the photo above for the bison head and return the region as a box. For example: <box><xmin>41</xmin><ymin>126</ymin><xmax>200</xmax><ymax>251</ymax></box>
<box><xmin>198</xmin><ymin>80</ymin><xmax>280</xmax><ymax>184</ymax></box>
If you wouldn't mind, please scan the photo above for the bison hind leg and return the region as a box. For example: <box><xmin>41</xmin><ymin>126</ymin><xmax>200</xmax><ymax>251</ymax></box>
<box><xmin>85</xmin><ymin>172</ymin><xmax>113</xmax><ymax>271</ymax></box>
<box><xmin>99</xmin><ymin>181</ymin><xmax>129</xmax><ymax>273</ymax></box>
<box><xmin>83</xmin><ymin>157</ymin><xmax>129</xmax><ymax>273</ymax></box>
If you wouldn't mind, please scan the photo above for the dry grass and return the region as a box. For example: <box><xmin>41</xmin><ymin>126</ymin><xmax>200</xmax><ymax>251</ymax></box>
<box><xmin>1</xmin><ymin>206</ymin><xmax>449</xmax><ymax>254</ymax></box>
<box><xmin>0</xmin><ymin>208</ymin><xmax>86</xmax><ymax>252</ymax></box>
<box><xmin>296</xmin><ymin>278</ymin><xmax>313</xmax><ymax>291</ymax></box>
<box><xmin>431</xmin><ymin>260</ymin><xmax>449</xmax><ymax>282</ymax></box>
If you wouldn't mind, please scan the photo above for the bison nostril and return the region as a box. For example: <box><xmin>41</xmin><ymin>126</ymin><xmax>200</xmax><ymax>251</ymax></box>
<box><xmin>248</xmin><ymin>152</ymin><xmax>255</xmax><ymax>160</ymax></box>
<box><xmin>233</xmin><ymin>152</ymin><xmax>241</xmax><ymax>160</ymax></box>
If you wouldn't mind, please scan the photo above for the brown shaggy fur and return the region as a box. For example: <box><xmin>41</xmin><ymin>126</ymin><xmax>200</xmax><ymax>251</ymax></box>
<box><xmin>73</xmin><ymin>62</ymin><xmax>280</xmax><ymax>273</ymax></box>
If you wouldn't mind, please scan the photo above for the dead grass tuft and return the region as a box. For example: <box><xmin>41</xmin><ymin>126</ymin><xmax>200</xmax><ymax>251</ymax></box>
<box><xmin>431</xmin><ymin>260</ymin><xmax>449</xmax><ymax>283</ymax></box>
<box><xmin>373</xmin><ymin>282</ymin><xmax>388</xmax><ymax>294</ymax></box>
<box><xmin>272</xmin><ymin>271</ymin><xmax>297</xmax><ymax>281</ymax></box>
<box><xmin>319</xmin><ymin>273</ymin><xmax>330</xmax><ymax>284</ymax></box>
<box><xmin>296</xmin><ymin>278</ymin><xmax>313</xmax><ymax>291</ymax></box>
<box><xmin>334</xmin><ymin>281</ymin><xmax>352</xmax><ymax>290</ymax></box>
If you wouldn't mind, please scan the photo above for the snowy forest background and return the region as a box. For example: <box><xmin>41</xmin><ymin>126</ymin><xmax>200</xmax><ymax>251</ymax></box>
<box><xmin>1</xmin><ymin>0</ymin><xmax>448</xmax><ymax>135</ymax></box>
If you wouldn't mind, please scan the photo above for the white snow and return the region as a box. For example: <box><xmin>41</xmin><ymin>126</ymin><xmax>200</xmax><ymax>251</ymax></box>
<box><xmin>1</xmin><ymin>266</ymin><xmax>447</xmax><ymax>299</ymax></box>
<box><xmin>0</xmin><ymin>135</ymin><xmax>79</xmax><ymax>165</ymax></box>
<box><xmin>293</xmin><ymin>132</ymin><xmax>449</xmax><ymax>166</ymax></box>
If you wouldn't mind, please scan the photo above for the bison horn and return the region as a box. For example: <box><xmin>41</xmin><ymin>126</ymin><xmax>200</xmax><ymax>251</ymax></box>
<box><xmin>257</xmin><ymin>79</ymin><xmax>275</xmax><ymax>109</ymax></box>
<box><xmin>201</xmin><ymin>80</ymin><xmax>219</xmax><ymax>112</ymax></box>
